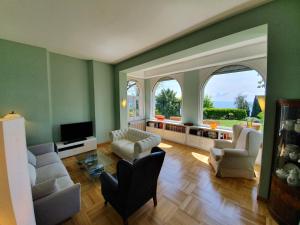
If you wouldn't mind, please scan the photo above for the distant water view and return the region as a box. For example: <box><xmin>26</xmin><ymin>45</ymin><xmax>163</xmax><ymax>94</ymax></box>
<box><xmin>213</xmin><ymin>101</ymin><xmax>253</xmax><ymax>110</ymax></box>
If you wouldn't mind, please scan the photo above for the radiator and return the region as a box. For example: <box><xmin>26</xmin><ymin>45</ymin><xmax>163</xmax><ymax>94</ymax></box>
<box><xmin>128</xmin><ymin>119</ymin><xmax>146</xmax><ymax>131</ymax></box>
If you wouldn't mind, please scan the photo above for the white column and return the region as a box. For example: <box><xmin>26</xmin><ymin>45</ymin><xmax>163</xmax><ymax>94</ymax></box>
<box><xmin>0</xmin><ymin>117</ymin><xmax>36</xmax><ymax>225</ymax></box>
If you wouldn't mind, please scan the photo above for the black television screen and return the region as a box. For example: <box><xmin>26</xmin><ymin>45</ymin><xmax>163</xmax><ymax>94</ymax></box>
<box><xmin>60</xmin><ymin>121</ymin><xmax>93</xmax><ymax>142</ymax></box>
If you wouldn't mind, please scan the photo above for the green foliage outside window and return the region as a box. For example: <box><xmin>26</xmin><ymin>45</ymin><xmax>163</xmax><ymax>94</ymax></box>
<box><xmin>155</xmin><ymin>88</ymin><xmax>181</xmax><ymax>119</ymax></box>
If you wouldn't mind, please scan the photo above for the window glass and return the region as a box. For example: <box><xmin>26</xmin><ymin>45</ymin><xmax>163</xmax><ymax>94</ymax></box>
<box><xmin>154</xmin><ymin>79</ymin><xmax>182</xmax><ymax>121</ymax></box>
<box><xmin>127</xmin><ymin>80</ymin><xmax>140</xmax><ymax>118</ymax></box>
<box><xmin>203</xmin><ymin>68</ymin><xmax>265</xmax><ymax>130</ymax></box>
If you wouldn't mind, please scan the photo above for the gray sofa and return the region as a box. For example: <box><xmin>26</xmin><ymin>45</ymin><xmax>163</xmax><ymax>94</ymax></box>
<box><xmin>27</xmin><ymin>143</ymin><xmax>80</xmax><ymax>225</ymax></box>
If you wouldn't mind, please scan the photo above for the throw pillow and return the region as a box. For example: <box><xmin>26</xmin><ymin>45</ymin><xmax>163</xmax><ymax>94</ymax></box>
<box><xmin>32</xmin><ymin>179</ymin><xmax>58</xmax><ymax>200</ymax></box>
<box><xmin>27</xmin><ymin>150</ymin><xmax>36</xmax><ymax>167</ymax></box>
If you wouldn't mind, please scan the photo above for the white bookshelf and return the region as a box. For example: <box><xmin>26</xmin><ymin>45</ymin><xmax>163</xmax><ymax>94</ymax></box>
<box><xmin>146</xmin><ymin>119</ymin><xmax>233</xmax><ymax>151</ymax></box>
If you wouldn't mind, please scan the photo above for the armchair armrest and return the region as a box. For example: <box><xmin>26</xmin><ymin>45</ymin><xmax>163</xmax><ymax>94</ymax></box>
<box><xmin>110</xmin><ymin>129</ymin><xmax>127</xmax><ymax>142</ymax></box>
<box><xmin>223</xmin><ymin>148</ymin><xmax>248</xmax><ymax>157</ymax></box>
<box><xmin>28</xmin><ymin>142</ymin><xmax>55</xmax><ymax>156</ymax></box>
<box><xmin>33</xmin><ymin>183</ymin><xmax>81</xmax><ymax>225</ymax></box>
<box><xmin>134</xmin><ymin>135</ymin><xmax>161</xmax><ymax>154</ymax></box>
<box><xmin>214</xmin><ymin>140</ymin><xmax>234</xmax><ymax>149</ymax></box>
<box><xmin>100</xmin><ymin>172</ymin><xmax>118</xmax><ymax>192</ymax></box>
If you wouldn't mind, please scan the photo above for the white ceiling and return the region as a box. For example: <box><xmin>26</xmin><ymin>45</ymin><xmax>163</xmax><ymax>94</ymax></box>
<box><xmin>0</xmin><ymin>0</ymin><xmax>268</xmax><ymax>63</ymax></box>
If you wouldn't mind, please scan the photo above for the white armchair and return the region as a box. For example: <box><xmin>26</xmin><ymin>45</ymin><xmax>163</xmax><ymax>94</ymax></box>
<box><xmin>110</xmin><ymin>128</ymin><xmax>161</xmax><ymax>161</ymax></box>
<box><xmin>209</xmin><ymin>125</ymin><xmax>263</xmax><ymax>179</ymax></box>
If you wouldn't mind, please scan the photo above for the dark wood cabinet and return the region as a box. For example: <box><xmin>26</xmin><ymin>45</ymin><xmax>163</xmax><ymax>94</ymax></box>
<box><xmin>268</xmin><ymin>99</ymin><xmax>300</xmax><ymax>225</ymax></box>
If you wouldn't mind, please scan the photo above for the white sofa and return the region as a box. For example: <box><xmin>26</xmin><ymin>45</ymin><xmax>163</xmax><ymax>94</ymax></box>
<box><xmin>209</xmin><ymin>125</ymin><xmax>263</xmax><ymax>179</ymax></box>
<box><xmin>110</xmin><ymin>128</ymin><xmax>161</xmax><ymax>161</ymax></box>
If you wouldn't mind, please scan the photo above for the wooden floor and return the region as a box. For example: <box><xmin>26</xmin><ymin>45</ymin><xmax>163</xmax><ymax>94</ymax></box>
<box><xmin>62</xmin><ymin>140</ymin><xmax>278</xmax><ymax>225</ymax></box>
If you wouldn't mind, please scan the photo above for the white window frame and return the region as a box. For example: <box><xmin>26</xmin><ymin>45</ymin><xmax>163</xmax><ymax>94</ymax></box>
<box><xmin>127</xmin><ymin>79</ymin><xmax>144</xmax><ymax>122</ymax></box>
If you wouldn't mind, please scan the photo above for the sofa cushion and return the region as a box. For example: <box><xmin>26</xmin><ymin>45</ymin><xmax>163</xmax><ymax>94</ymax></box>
<box><xmin>36</xmin><ymin>152</ymin><xmax>60</xmax><ymax>168</ymax></box>
<box><xmin>32</xmin><ymin>179</ymin><xmax>58</xmax><ymax>200</ymax></box>
<box><xmin>28</xmin><ymin>163</ymin><xmax>37</xmax><ymax>186</ymax></box>
<box><xmin>56</xmin><ymin>176</ymin><xmax>74</xmax><ymax>190</ymax></box>
<box><xmin>36</xmin><ymin>162</ymin><xmax>68</xmax><ymax>184</ymax></box>
<box><xmin>211</xmin><ymin>148</ymin><xmax>224</xmax><ymax>161</ymax></box>
<box><xmin>27</xmin><ymin>150</ymin><xmax>37</xmax><ymax>167</ymax></box>
<box><xmin>112</xmin><ymin>139</ymin><xmax>135</xmax><ymax>160</ymax></box>
<box><xmin>127</xmin><ymin>128</ymin><xmax>150</xmax><ymax>142</ymax></box>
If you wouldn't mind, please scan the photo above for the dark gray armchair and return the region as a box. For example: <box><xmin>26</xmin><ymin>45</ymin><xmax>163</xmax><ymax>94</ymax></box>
<box><xmin>100</xmin><ymin>147</ymin><xmax>165</xmax><ymax>225</ymax></box>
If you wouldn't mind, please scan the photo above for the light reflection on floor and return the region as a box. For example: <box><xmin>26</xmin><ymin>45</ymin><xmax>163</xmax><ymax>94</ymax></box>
<box><xmin>191</xmin><ymin>152</ymin><xmax>209</xmax><ymax>165</ymax></box>
<box><xmin>158</xmin><ymin>142</ymin><xmax>173</xmax><ymax>149</ymax></box>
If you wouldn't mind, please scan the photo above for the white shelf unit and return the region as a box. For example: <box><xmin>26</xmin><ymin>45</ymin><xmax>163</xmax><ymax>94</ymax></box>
<box><xmin>56</xmin><ymin>136</ymin><xmax>97</xmax><ymax>159</ymax></box>
<box><xmin>146</xmin><ymin>120</ymin><xmax>233</xmax><ymax>151</ymax></box>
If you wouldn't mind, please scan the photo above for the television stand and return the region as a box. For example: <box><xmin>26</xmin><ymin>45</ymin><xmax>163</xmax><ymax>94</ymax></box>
<box><xmin>56</xmin><ymin>136</ymin><xmax>97</xmax><ymax>159</ymax></box>
<box><xmin>63</xmin><ymin>137</ymin><xmax>87</xmax><ymax>145</ymax></box>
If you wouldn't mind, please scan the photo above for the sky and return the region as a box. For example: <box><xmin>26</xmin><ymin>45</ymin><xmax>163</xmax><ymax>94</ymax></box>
<box><xmin>205</xmin><ymin>70</ymin><xmax>265</xmax><ymax>103</ymax></box>
<box><xmin>153</xmin><ymin>70</ymin><xmax>265</xmax><ymax>105</ymax></box>
<box><xmin>155</xmin><ymin>79</ymin><xmax>182</xmax><ymax>98</ymax></box>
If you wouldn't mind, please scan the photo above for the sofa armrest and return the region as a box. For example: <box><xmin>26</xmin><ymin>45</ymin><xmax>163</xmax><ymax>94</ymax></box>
<box><xmin>214</xmin><ymin>140</ymin><xmax>234</xmax><ymax>149</ymax></box>
<box><xmin>100</xmin><ymin>172</ymin><xmax>118</xmax><ymax>193</ymax></box>
<box><xmin>134</xmin><ymin>135</ymin><xmax>161</xmax><ymax>154</ymax></box>
<box><xmin>223</xmin><ymin>148</ymin><xmax>248</xmax><ymax>157</ymax></box>
<box><xmin>34</xmin><ymin>183</ymin><xmax>81</xmax><ymax>225</ymax></box>
<box><xmin>110</xmin><ymin>129</ymin><xmax>127</xmax><ymax>142</ymax></box>
<box><xmin>28</xmin><ymin>142</ymin><xmax>55</xmax><ymax>156</ymax></box>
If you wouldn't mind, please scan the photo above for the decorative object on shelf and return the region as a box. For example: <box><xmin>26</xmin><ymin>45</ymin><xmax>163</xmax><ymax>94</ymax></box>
<box><xmin>295</xmin><ymin>119</ymin><xmax>300</xmax><ymax>133</ymax></box>
<box><xmin>155</xmin><ymin>115</ymin><xmax>165</xmax><ymax>121</ymax></box>
<box><xmin>287</xmin><ymin>168</ymin><xmax>300</xmax><ymax>187</ymax></box>
<box><xmin>283</xmin><ymin>119</ymin><xmax>295</xmax><ymax>131</ymax></box>
<box><xmin>209</xmin><ymin>121</ymin><xmax>218</xmax><ymax>129</ymax></box>
<box><xmin>275</xmin><ymin>168</ymin><xmax>289</xmax><ymax>180</ymax></box>
<box><xmin>184</xmin><ymin>122</ymin><xmax>193</xmax><ymax>126</ymax></box>
<box><xmin>246</xmin><ymin>117</ymin><xmax>253</xmax><ymax>128</ymax></box>
<box><xmin>268</xmin><ymin>99</ymin><xmax>300</xmax><ymax>225</ymax></box>
<box><xmin>3</xmin><ymin>111</ymin><xmax>22</xmax><ymax>119</ymax></box>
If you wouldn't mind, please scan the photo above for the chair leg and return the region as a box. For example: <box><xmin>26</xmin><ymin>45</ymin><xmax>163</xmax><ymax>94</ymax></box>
<box><xmin>153</xmin><ymin>194</ymin><xmax>157</xmax><ymax>207</ymax></box>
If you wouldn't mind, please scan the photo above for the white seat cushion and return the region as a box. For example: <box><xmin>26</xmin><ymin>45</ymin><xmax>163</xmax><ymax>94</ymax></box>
<box><xmin>36</xmin><ymin>152</ymin><xmax>60</xmax><ymax>168</ymax></box>
<box><xmin>36</xmin><ymin>162</ymin><xmax>68</xmax><ymax>184</ymax></box>
<box><xmin>211</xmin><ymin>148</ymin><xmax>224</xmax><ymax>161</ymax></box>
<box><xmin>111</xmin><ymin>139</ymin><xmax>135</xmax><ymax>160</ymax></box>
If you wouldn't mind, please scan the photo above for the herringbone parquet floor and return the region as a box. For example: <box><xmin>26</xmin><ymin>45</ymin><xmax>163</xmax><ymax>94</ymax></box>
<box><xmin>62</xmin><ymin>140</ymin><xmax>278</xmax><ymax>225</ymax></box>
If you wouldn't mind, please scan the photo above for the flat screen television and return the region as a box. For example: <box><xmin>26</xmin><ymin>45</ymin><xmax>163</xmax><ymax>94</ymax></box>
<box><xmin>60</xmin><ymin>121</ymin><xmax>93</xmax><ymax>143</ymax></box>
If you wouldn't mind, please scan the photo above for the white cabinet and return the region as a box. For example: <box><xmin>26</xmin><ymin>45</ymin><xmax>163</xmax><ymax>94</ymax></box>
<box><xmin>146</xmin><ymin>127</ymin><xmax>164</xmax><ymax>137</ymax></box>
<box><xmin>146</xmin><ymin>120</ymin><xmax>232</xmax><ymax>152</ymax></box>
<box><xmin>186</xmin><ymin>134</ymin><xmax>200</xmax><ymax>148</ymax></box>
<box><xmin>56</xmin><ymin>136</ymin><xmax>97</xmax><ymax>159</ymax></box>
<box><xmin>164</xmin><ymin>130</ymin><xmax>186</xmax><ymax>144</ymax></box>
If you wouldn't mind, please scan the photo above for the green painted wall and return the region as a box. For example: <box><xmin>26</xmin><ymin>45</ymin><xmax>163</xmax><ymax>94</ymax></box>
<box><xmin>114</xmin><ymin>0</ymin><xmax>300</xmax><ymax>199</ymax></box>
<box><xmin>182</xmin><ymin>70</ymin><xmax>199</xmax><ymax>124</ymax></box>
<box><xmin>0</xmin><ymin>39</ymin><xmax>114</xmax><ymax>145</ymax></box>
<box><xmin>49</xmin><ymin>53</ymin><xmax>91</xmax><ymax>141</ymax></box>
<box><xmin>0</xmin><ymin>39</ymin><xmax>52</xmax><ymax>145</ymax></box>
<box><xmin>88</xmin><ymin>61</ymin><xmax>115</xmax><ymax>143</ymax></box>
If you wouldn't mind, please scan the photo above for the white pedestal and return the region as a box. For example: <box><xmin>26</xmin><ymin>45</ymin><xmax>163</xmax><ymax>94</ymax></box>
<box><xmin>56</xmin><ymin>136</ymin><xmax>97</xmax><ymax>159</ymax></box>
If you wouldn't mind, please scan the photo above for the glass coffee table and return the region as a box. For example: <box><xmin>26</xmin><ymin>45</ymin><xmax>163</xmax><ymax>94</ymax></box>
<box><xmin>76</xmin><ymin>149</ymin><xmax>113</xmax><ymax>179</ymax></box>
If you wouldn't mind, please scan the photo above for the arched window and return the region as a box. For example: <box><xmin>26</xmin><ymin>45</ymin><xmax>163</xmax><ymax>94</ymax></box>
<box><xmin>202</xmin><ymin>65</ymin><xmax>265</xmax><ymax>130</ymax></box>
<box><xmin>127</xmin><ymin>80</ymin><xmax>140</xmax><ymax>119</ymax></box>
<box><xmin>153</xmin><ymin>78</ymin><xmax>182</xmax><ymax>121</ymax></box>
